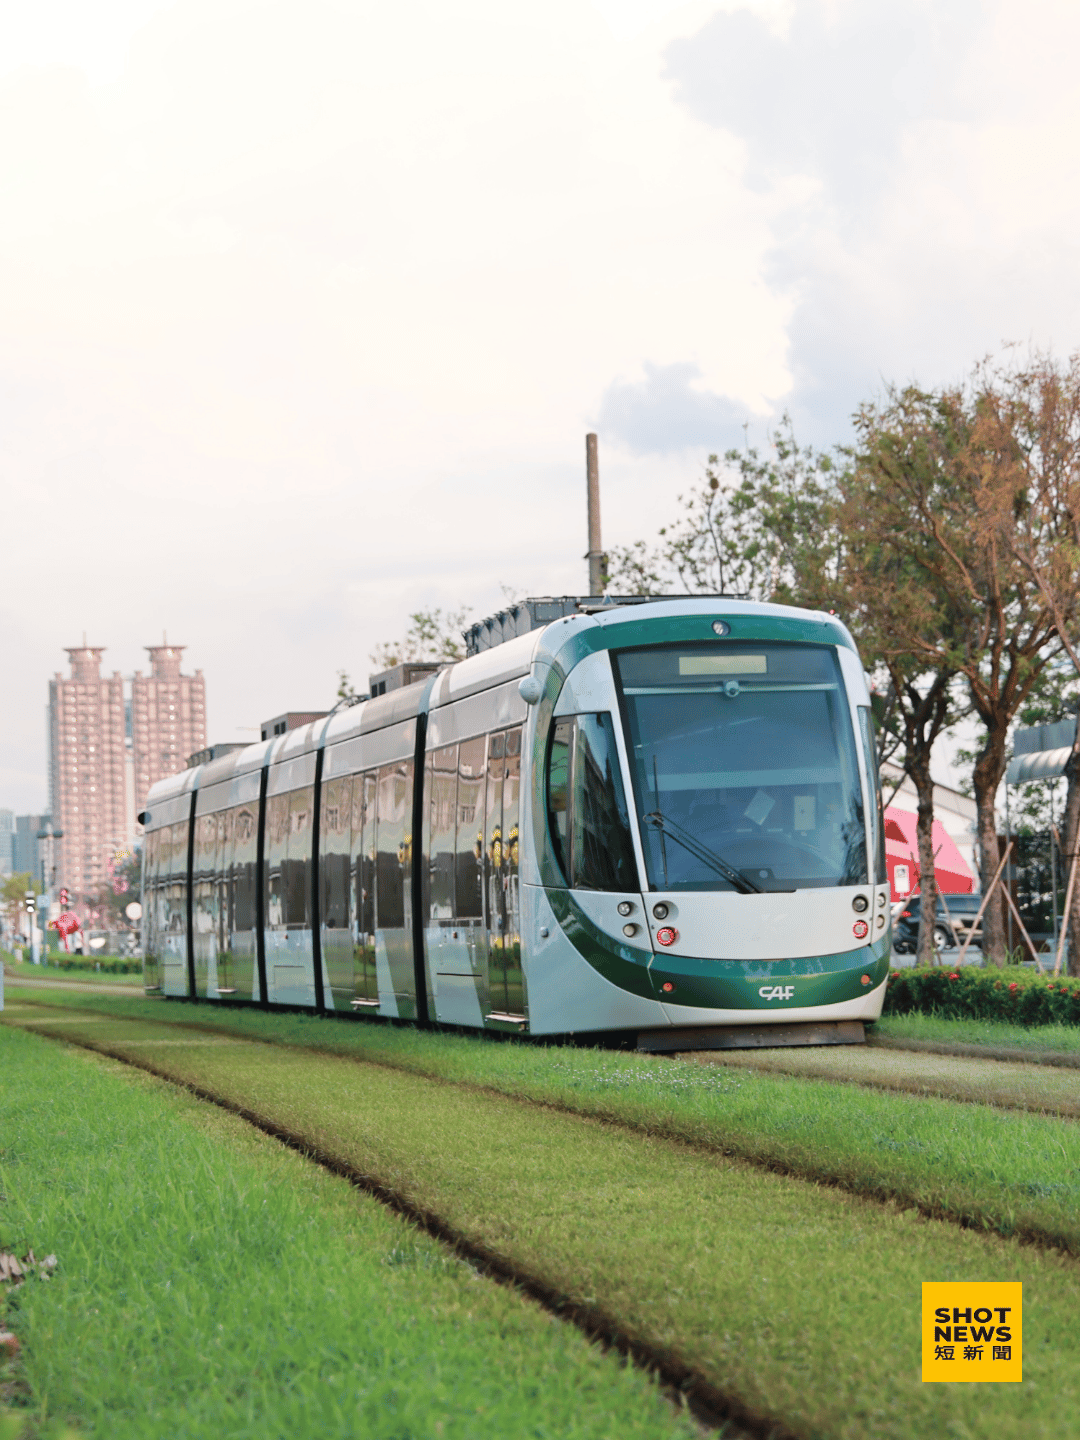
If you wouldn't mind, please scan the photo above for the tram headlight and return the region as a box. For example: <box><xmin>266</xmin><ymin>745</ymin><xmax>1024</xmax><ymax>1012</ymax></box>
<box><xmin>617</xmin><ymin>901</ymin><xmax>634</xmax><ymax>916</ymax></box>
<box><xmin>852</xmin><ymin>895</ymin><xmax>869</xmax><ymax>913</ymax></box>
<box><xmin>652</xmin><ymin>902</ymin><xmax>669</xmax><ymax>920</ymax></box>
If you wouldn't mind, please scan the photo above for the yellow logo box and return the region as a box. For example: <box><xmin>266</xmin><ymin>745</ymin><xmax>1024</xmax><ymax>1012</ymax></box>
<box><xmin>922</xmin><ymin>1283</ymin><xmax>1022</xmax><ymax>1382</ymax></box>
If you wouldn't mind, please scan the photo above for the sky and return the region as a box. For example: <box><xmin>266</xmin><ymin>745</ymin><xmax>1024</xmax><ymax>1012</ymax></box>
<box><xmin>4</xmin><ymin>0</ymin><xmax>1080</xmax><ymax>811</ymax></box>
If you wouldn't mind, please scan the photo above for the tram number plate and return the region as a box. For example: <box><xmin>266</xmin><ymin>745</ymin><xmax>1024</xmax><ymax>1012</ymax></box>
<box><xmin>758</xmin><ymin>985</ymin><xmax>795</xmax><ymax>1001</ymax></box>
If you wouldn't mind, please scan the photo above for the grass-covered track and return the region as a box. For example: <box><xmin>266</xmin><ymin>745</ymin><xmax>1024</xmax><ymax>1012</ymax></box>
<box><xmin>682</xmin><ymin>1039</ymin><xmax>1080</xmax><ymax>1116</ymax></box>
<box><xmin>9</xmin><ymin>992</ymin><xmax>1080</xmax><ymax>1255</ymax></box>
<box><xmin>875</xmin><ymin>1012</ymin><xmax>1080</xmax><ymax>1063</ymax></box>
<box><xmin>0</xmin><ymin>1023</ymin><xmax>702</xmax><ymax>1440</ymax></box>
<box><xmin>6</xmin><ymin>1002</ymin><xmax>1080</xmax><ymax>1440</ymax></box>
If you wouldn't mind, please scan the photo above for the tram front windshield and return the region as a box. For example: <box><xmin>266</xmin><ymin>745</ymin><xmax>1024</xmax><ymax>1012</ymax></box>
<box><xmin>614</xmin><ymin>643</ymin><xmax>866</xmax><ymax>892</ymax></box>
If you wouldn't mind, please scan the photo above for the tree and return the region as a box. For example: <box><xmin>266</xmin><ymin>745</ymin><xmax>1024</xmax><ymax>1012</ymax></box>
<box><xmin>605</xmin><ymin>418</ymin><xmax>839</xmax><ymax>602</ymax></box>
<box><xmin>972</xmin><ymin>351</ymin><xmax>1080</xmax><ymax>971</ymax></box>
<box><xmin>849</xmin><ymin>364</ymin><xmax>1075</xmax><ymax>963</ymax></box>
<box><xmin>369</xmin><ymin>606</ymin><xmax>472</xmax><ymax>673</ymax></box>
<box><xmin>842</xmin><ymin>388</ymin><xmax>974</xmax><ymax>963</ymax></box>
<box><xmin>2</xmin><ymin>872</ymin><xmax>41</xmax><ymax>939</ymax></box>
<box><xmin>91</xmin><ymin>848</ymin><xmax>142</xmax><ymax>928</ymax></box>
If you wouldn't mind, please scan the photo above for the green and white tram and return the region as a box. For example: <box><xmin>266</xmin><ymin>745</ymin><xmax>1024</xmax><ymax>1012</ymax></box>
<box><xmin>141</xmin><ymin>597</ymin><xmax>890</xmax><ymax>1048</ymax></box>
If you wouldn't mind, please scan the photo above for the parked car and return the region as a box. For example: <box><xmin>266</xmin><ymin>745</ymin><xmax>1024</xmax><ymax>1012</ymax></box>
<box><xmin>893</xmin><ymin>893</ymin><xmax>983</xmax><ymax>953</ymax></box>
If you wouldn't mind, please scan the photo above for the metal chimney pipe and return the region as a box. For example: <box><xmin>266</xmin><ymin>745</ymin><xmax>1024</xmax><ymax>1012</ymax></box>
<box><xmin>585</xmin><ymin>432</ymin><xmax>603</xmax><ymax>596</ymax></box>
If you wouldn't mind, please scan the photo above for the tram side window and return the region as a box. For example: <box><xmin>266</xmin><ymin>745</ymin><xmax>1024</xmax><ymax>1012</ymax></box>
<box><xmin>193</xmin><ymin>812</ymin><xmax>219</xmax><ymax>936</ymax></box>
<box><xmin>455</xmin><ymin>737</ymin><xmax>485</xmax><ymax>919</ymax></box>
<box><xmin>376</xmin><ymin>761</ymin><xmax>412</xmax><ymax>930</ymax></box>
<box><xmin>163</xmin><ymin>820</ymin><xmax>189</xmax><ymax>939</ymax></box>
<box><xmin>233</xmin><ymin>804</ymin><xmax>258</xmax><ymax>931</ymax></box>
<box><xmin>857</xmin><ymin>707</ymin><xmax>888</xmax><ymax>884</ymax></box>
<box><xmin>143</xmin><ymin>829</ymin><xmax>159</xmax><ymax>953</ymax></box>
<box><xmin>352</xmin><ymin>771</ymin><xmax>376</xmax><ymax>937</ymax></box>
<box><xmin>425</xmin><ymin>746</ymin><xmax>457</xmax><ymax>921</ymax></box>
<box><xmin>320</xmin><ymin>776</ymin><xmax>352</xmax><ymax>929</ymax></box>
<box><xmin>284</xmin><ymin>787</ymin><xmax>314</xmax><ymax>926</ymax></box>
<box><xmin>547</xmin><ymin>715</ymin><xmax>638</xmax><ymax>891</ymax></box>
<box><xmin>265</xmin><ymin>793</ymin><xmax>289</xmax><ymax>928</ymax></box>
<box><xmin>217</xmin><ymin>809</ymin><xmax>233</xmax><ymax>950</ymax></box>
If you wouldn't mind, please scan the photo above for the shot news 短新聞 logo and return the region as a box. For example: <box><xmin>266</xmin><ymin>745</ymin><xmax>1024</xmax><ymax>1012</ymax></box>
<box><xmin>922</xmin><ymin>1282</ymin><xmax>1022</xmax><ymax>1382</ymax></box>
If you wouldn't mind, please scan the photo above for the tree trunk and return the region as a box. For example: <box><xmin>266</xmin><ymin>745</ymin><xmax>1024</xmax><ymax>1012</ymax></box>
<box><xmin>971</xmin><ymin>723</ymin><xmax>1010</xmax><ymax>966</ymax></box>
<box><xmin>909</xmin><ymin>752</ymin><xmax>940</xmax><ymax>966</ymax></box>
<box><xmin>1064</xmin><ymin>715</ymin><xmax>1080</xmax><ymax>977</ymax></box>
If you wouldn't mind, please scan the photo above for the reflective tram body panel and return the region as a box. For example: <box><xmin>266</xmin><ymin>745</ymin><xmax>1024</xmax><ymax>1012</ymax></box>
<box><xmin>141</xmin><ymin>598</ymin><xmax>890</xmax><ymax>1038</ymax></box>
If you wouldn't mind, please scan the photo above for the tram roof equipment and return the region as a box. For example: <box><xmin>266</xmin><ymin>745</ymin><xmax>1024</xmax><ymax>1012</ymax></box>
<box><xmin>463</xmin><ymin>594</ymin><xmax>748</xmax><ymax>657</ymax></box>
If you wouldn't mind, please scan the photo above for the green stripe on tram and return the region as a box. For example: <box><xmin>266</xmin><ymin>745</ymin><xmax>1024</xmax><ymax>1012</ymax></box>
<box><xmin>547</xmin><ymin>886</ymin><xmax>890</xmax><ymax>1009</ymax></box>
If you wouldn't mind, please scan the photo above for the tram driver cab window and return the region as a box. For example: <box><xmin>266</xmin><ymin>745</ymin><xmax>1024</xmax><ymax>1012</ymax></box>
<box><xmin>547</xmin><ymin>713</ymin><xmax>637</xmax><ymax>891</ymax></box>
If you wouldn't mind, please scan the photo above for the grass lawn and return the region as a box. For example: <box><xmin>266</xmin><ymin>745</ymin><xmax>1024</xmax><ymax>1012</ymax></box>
<box><xmin>8</xmin><ymin>992</ymin><xmax>1080</xmax><ymax>1253</ymax></box>
<box><xmin>2</xmin><ymin>957</ymin><xmax>141</xmax><ymax>986</ymax></box>
<box><xmin>876</xmin><ymin>1011</ymin><xmax>1080</xmax><ymax>1056</ymax></box>
<box><xmin>0</xmin><ymin>1023</ymin><xmax>698</xmax><ymax>1440</ymax></box>
<box><xmin>4</xmin><ymin>1001</ymin><xmax>1080</xmax><ymax>1439</ymax></box>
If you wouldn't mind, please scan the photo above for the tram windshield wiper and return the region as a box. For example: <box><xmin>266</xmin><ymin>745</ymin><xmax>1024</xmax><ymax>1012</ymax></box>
<box><xmin>642</xmin><ymin>811</ymin><xmax>762</xmax><ymax>895</ymax></box>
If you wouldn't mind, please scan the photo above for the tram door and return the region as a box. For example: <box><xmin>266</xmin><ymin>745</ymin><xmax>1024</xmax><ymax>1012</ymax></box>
<box><xmin>484</xmin><ymin>727</ymin><xmax>523</xmax><ymax>1016</ymax></box>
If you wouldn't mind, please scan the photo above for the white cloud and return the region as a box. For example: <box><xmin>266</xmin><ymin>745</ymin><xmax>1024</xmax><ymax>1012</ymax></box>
<box><xmin>3</xmin><ymin>0</ymin><xmax>1080</xmax><ymax>809</ymax></box>
<box><xmin>0</xmin><ymin>0</ymin><xmax>789</xmax><ymax>808</ymax></box>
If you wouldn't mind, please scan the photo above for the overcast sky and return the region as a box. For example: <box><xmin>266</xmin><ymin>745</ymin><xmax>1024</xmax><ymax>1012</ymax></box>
<box><xmin>4</xmin><ymin>0</ymin><xmax>1080</xmax><ymax>811</ymax></box>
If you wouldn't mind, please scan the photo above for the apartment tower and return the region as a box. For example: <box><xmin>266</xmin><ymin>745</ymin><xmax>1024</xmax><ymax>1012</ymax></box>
<box><xmin>131</xmin><ymin>644</ymin><xmax>206</xmax><ymax>812</ymax></box>
<box><xmin>48</xmin><ymin>641</ymin><xmax>206</xmax><ymax>904</ymax></box>
<box><xmin>48</xmin><ymin>646</ymin><xmax>127</xmax><ymax>901</ymax></box>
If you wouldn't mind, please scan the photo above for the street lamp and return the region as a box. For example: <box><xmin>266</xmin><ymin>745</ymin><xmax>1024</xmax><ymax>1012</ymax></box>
<box><xmin>125</xmin><ymin>901</ymin><xmax>143</xmax><ymax>958</ymax></box>
<box><xmin>25</xmin><ymin>891</ymin><xmax>39</xmax><ymax>965</ymax></box>
<box><xmin>36</xmin><ymin>820</ymin><xmax>62</xmax><ymax>963</ymax></box>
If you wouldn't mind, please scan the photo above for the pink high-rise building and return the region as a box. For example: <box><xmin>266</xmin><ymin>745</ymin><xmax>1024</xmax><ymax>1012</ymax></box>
<box><xmin>131</xmin><ymin>645</ymin><xmax>207</xmax><ymax>808</ymax></box>
<box><xmin>48</xmin><ymin>642</ymin><xmax>207</xmax><ymax>904</ymax></box>
<box><xmin>48</xmin><ymin>647</ymin><xmax>128</xmax><ymax>902</ymax></box>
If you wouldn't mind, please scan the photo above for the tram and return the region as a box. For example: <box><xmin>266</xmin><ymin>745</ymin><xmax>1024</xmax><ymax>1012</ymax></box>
<box><xmin>141</xmin><ymin>596</ymin><xmax>890</xmax><ymax>1048</ymax></box>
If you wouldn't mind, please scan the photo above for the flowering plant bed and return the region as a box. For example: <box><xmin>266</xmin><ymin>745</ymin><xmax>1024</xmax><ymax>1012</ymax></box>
<box><xmin>885</xmin><ymin>965</ymin><xmax>1080</xmax><ymax>1026</ymax></box>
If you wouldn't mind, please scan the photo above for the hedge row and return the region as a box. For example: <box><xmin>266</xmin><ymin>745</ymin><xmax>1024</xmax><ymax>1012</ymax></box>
<box><xmin>884</xmin><ymin>964</ymin><xmax>1080</xmax><ymax>1026</ymax></box>
<box><xmin>51</xmin><ymin>955</ymin><xmax>141</xmax><ymax>974</ymax></box>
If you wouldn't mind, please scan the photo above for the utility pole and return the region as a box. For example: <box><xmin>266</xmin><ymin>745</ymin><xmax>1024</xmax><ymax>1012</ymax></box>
<box><xmin>585</xmin><ymin>432</ymin><xmax>603</xmax><ymax>596</ymax></box>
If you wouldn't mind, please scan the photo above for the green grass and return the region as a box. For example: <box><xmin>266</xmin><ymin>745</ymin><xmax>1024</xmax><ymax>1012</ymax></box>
<box><xmin>9</xmin><ymin>991</ymin><xmax>1080</xmax><ymax>1253</ymax></box>
<box><xmin>673</xmin><ymin>1039</ymin><xmax>1080</xmax><ymax>1116</ymax></box>
<box><xmin>2</xmin><ymin>957</ymin><xmax>141</xmax><ymax>986</ymax></box>
<box><xmin>876</xmin><ymin>1011</ymin><xmax>1080</xmax><ymax>1055</ymax></box>
<box><xmin>5</xmin><ymin>1003</ymin><xmax>1079</xmax><ymax>1439</ymax></box>
<box><xmin>0</xmin><ymin>1023</ymin><xmax>698</xmax><ymax>1440</ymax></box>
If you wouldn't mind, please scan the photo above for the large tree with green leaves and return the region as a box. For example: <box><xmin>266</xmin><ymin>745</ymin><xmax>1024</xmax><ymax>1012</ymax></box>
<box><xmin>970</xmin><ymin>351</ymin><xmax>1080</xmax><ymax>971</ymax></box>
<box><xmin>840</xmin><ymin>391</ymin><xmax>983</xmax><ymax>961</ymax></box>
<box><xmin>844</xmin><ymin>361</ymin><xmax>1080</xmax><ymax>964</ymax></box>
